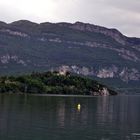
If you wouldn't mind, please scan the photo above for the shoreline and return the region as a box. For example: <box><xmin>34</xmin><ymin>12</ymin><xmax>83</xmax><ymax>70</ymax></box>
<box><xmin>28</xmin><ymin>94</ymin><xmax>111</xmax><ymax>98</ymax></box>
<box><xmin>1</xmin><ymin>93</ymin><xmax>140</xmax><ymax>97</ymax></box>
<box><xmin>0</xmin><ymin>93</ymin><xmax>113</xmax><ymax>97</ymax></box>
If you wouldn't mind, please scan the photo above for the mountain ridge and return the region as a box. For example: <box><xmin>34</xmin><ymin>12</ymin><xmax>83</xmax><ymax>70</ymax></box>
<box><xmin>0</xmin><ymin>20</ymin><xmax>140</xmax><ymax>93</ymax></box>
<box><xmin>2</xmin><ymin>20</ymin><xmax>140</xmax><ymax>45</ymax></box>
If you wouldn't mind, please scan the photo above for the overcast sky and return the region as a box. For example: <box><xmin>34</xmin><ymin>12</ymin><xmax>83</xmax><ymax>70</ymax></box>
<box><xmin>0</xmin><ymin>0</ymin><xmax>140</xmax><ymax>37</ymax></box>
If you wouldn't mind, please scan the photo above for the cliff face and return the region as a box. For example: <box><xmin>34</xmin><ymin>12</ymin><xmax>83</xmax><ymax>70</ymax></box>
<box><xmin>58</xmin><ymin>22</ymin><xmax>127</xmax><ymax>45</ymax></box>
<box><xmin>57</xmin><ymin>65</ymin><xmax>140</xmax><ymax>82</ymax></box>
<box><xmin>0</xmin><ymin>20</ymin><xmax>140</xmax><ymax>93</ymax></box>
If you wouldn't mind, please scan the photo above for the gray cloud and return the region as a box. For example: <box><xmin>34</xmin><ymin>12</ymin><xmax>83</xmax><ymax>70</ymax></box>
<box><xmin>0</xmin><ymin>0</ymin><xmax>140</xmax><ymax>37</ymax></box>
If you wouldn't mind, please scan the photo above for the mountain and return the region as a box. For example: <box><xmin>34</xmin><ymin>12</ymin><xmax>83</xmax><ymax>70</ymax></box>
<box><xmin>0</xmin><ymin>20</ymin><xmax>140</xmax><ymax>93</ymax></box>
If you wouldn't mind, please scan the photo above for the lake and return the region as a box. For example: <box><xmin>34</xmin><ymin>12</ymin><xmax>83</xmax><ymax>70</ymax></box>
<box><xmin>0</xmin><ymin>94</ymin><xmax>140</xmax><ymax>140</ymax></box>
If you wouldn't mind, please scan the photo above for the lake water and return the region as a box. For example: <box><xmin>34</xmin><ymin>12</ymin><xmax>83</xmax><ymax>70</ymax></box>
<box><xmin>0</xmin><ymin>94</ymin><xmax>140</xmax><ymax>140</ymax></box>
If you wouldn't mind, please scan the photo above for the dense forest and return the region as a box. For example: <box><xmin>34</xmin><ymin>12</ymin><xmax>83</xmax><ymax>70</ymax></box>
<box><xmin>0</xmin><ymin>71</ymin><xmax>117</xmax><ymax>96</ymax></box>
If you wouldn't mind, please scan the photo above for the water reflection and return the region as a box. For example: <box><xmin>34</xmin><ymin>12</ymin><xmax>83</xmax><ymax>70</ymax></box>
<box><xmin>0</xmin><ymin>94</ymin><xmax>140</xmax><ymax>140</ymax></box>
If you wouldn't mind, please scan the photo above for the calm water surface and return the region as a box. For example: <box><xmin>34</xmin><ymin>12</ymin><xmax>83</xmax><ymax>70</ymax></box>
<box><xmin>0</xmin><ymin>94</ymin><xmax>140</xmax><ymax>140</ymax></box>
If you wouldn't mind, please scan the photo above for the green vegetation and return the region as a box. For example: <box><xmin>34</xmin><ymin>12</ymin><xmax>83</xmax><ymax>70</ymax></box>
<box><xmin>0</xmin><ymin>71</ymin><xmax>117</xmax><ymax>95</ymax></box>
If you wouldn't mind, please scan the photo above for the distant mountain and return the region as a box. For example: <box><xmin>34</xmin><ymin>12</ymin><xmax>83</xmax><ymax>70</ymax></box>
<box><xmin>0</xmin><ymin>20</ymin><xmax>140</xmax><ymax>93</ymax></box>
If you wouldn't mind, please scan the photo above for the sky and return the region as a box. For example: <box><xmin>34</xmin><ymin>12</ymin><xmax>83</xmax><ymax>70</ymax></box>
<box><xmin>0</xmin><ymin>0</ymin><xmax>140</xmax><ymax>37</ymax></box>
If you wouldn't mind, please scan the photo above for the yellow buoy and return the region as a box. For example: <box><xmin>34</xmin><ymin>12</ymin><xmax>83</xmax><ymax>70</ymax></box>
<box><xmin>77</xmin><ymin>104</ymin><xmax>81</xmax><ymax>111</ymax></box>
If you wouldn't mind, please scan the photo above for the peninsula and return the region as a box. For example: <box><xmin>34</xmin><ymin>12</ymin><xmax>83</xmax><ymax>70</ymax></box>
<box><xmin>0</xmin><ymin>71</ymin><xmax>117</xmax><ymax>96</ymax></box>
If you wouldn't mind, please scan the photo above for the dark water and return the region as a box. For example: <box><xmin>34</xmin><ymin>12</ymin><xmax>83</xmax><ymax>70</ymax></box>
<box><xmin>0</xmin><ymin>94</ymin><xmax>140</xmax><ymax>140</ymax></box>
